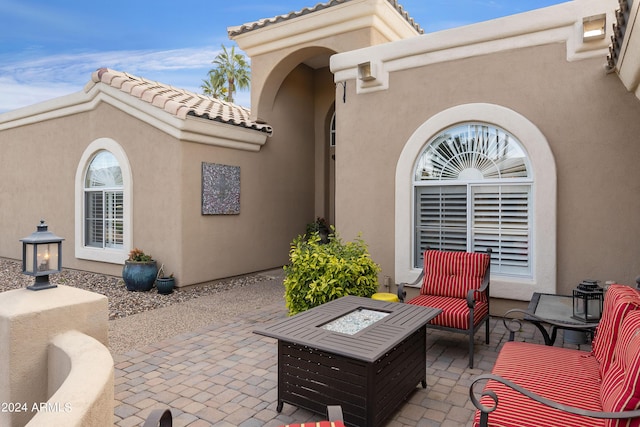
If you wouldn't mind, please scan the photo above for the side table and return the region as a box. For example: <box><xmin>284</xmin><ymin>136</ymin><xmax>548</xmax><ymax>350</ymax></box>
<box><xmin>507</xmin><ymin>292</ymin><xmax>598</xmax><ymax>346</ymax></box>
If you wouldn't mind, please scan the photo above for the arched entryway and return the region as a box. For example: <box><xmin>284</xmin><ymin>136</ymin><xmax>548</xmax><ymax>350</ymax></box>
<box><xmin>252</xmin><ymin>46</ymin><xmax>338</xmax><ymax>231</ymax></box>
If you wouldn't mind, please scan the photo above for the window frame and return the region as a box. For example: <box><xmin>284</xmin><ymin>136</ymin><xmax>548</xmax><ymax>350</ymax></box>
<box><xmin>75</xmin><ymin>138</ymin><xmax>132</xmax><ymax>264</ymax></box>
<box><xmin>412</xmin><ymin>123</ymin><xmax>534</xmax><ymax>278</ymax></box>
<box><xmin>330</xmin><ymin>112</ymin><xmax>336</xmax><ymax>147</ymax></box>
<box><xmin>395</xmin><ymin>103</ymin><xmax>557</xmax><ymax>301</ymax></box>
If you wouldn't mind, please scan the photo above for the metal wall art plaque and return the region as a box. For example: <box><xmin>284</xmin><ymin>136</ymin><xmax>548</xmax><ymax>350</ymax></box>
<box><xmin>202</xmin><ymin>162</ymin><xmax>240</xmax><ymax>215</ymax></box>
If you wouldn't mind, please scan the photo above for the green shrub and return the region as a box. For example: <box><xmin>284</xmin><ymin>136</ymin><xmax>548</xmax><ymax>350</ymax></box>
<box><xmin>305</xmin><ymin>217</ymin><xmax>330</xmax><ymax>242</ymax></box>
<box><xmin>283</xmin><ymin>230</ymin><xmax>381</xmax><ymax>316</ymax></box>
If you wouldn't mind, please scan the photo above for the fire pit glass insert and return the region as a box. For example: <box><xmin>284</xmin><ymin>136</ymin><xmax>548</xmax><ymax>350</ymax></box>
<box><xmin>320</xmin><ymin>308</ymin><xmax>389</xmax><ymax>335</ymax></box>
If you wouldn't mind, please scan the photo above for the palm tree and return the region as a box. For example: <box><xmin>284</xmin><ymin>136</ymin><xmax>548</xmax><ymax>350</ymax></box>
<box><xmin>204</xmin><ymin>44</ymin><xmax>250</xmax><ymax>103</ymax></box>
<box><xmin>200</xmin><ymin>74</ymin><xmax>228</xmax><ymax>99</ymax></box>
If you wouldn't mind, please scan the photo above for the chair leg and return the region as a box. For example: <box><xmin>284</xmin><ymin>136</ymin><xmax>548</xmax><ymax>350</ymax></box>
<box><xmin>469</xmin><ymin>328</ymin><xmax>474</xmax><ymax>369</ymax></box>
<box><xmin>485</xmin><ymin>317</ymin><xmax>490</xmax><ymax>344</ymax></box>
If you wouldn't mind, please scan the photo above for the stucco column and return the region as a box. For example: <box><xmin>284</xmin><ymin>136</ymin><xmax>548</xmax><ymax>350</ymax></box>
<box><xmin>0</xmin><ymin>285</ymin><xmax>109</xmax><ymax>427</ymax></box>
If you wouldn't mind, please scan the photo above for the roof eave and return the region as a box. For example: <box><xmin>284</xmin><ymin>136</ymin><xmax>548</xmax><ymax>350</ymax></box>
<box><xmin>230</xmin><ymin>0</ymin><xmax>422</xmax><ymax>58</ymax></box>
<box><xmin>0</xmin><ymin>83</ymin><xmax>269</xmax><ymax>152</ymax></box>
<box><xmin>227</xmin><ymin>0</ymin><xmax>423</xmax><ymax>38</ymax></box>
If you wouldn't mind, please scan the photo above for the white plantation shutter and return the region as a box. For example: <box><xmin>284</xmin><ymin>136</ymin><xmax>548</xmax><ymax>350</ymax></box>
<box><xmin>413</xmin><ymin>123</ymin><xmax>533</xmax><ymax>277</ymax></box>
<box><xmin>414</xmin><ymin>186</ymin><xmax>467</xmax><ymax>266</ymax></box>
<box><xmin>105</xmin><ymin>191</ymin><xmax>124</xmax><ymax>248</ymax></box>
<box><xmin>85</xmin><ymin>191</ymin><xmax>104</xmax><ymax>248</ymax></box>
<box><xmin>472</xmin><ymin>186</ymin><xmax>530</xmax><ymax>275</ymax></box>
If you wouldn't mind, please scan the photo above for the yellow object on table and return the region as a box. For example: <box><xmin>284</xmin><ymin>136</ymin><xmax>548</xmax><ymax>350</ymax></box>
<box><xmin>371</xmin><ymin>292</ymin><xmax>399</xmax><ymax>302</ymax></box>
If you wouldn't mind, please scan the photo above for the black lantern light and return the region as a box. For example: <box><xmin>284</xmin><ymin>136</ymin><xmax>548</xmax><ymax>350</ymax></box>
<box><xmin>572</xmin><ymin>279</ymin><xmax>604</xmax><ymax>323</ymax></box>
<box><xmin>20</xmin><ymin>220</ymin><xmax>64</xmax><ymax>291</ymax></box>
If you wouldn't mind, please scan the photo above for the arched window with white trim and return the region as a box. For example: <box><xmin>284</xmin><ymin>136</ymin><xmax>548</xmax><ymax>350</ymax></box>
<box><xmin>84</xmin><ymin>151</ymin><xmax>124</xmax><ymax>249</ymax></box>
<box><xmin>396</xmin><ymin>103</ymin><xmax>557</xmax><ymax>301</ymax></box>
<box><xmin>75</xmin><ymin>138</ymin><xmax>132</xmax><ymax>264</ymax></box>
<box><xmin>413</xmin><ymin>123</ymin><xmax>532</xmax><ymax>277</ymax></box>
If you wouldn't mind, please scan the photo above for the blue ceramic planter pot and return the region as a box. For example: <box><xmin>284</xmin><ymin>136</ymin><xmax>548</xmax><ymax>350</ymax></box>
<box><xmin>156</xmin><ymin>277</ymin><xmax>175</xmax><ymax>295</ymax></box>
<box><xmin>123</xmin><ymin>260</ymin><xmax>158</xmax><ymax>292</ymax></box>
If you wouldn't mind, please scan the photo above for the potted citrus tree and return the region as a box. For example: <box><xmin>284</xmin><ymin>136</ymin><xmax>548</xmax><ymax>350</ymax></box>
<box><xmin>122</xmin><ymin>248</ymin><xmax>157</xmax><ymax>292</ymax></box>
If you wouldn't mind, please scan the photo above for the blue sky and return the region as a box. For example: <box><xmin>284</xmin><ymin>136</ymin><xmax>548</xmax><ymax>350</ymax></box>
<box><xmin>0</xmin><ymin>0</ymin><xmax>567</xmax><ymax>113</ymax></box>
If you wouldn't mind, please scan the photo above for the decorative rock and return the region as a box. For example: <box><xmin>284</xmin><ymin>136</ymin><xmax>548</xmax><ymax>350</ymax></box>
<box><xmin>0</xmin><ymin>259</ymin><xmax>269</xmax><ymax>320</ymax></box>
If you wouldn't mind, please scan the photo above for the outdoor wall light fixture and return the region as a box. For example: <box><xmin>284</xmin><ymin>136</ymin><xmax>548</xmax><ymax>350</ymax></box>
<box><xmin>572</xmin><ymin>279</ymin><xmax>604</xmax><ymax>323</ymax></box>
<box><xmin>358</xmin><ymin>61</ymin><xmax>376</xmax><ymax>81</ymax></box>
<box><xmin>583</xmin><ymin>14</ymin><xmax>606</xmax><ymax>41</ymax></box>
<box><xmin>20</xmin><ymin>220</ymin><xmax>64</xmax><ymax>291</ymax></box>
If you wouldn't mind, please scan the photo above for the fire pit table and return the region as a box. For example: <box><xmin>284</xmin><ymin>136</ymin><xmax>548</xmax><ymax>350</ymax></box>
<box><xmin>254</xmin><ymin>295</ymin><xmax>441</xmax><ymax>427</ymax></box>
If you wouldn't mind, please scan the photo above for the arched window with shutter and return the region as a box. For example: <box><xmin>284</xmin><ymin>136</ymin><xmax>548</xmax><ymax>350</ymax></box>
<box><xmin>75</xmin><ymin>138</ymin><xmax>132</xmax><ymax>264</ymax></box>
<box><xmin>413</xmin><ymin>122</ymin><xmax>533</xmax><ymax>278</ymax></box>
<box><xmin>84</xmin><ymin>151</ymin><xmax>124</xmax><ymax>249</ymax></box>
<box><xmin>396</xmin><ymin>104</ymin><xmax>556</xmax><ymax>300</ymax></box>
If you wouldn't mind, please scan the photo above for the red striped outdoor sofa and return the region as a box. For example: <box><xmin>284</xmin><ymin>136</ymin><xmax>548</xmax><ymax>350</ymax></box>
<box><xmin>397</xmin><ymin>248</ymin><xmax>492</xmax><ymax>368</ymax></box>
<box><xmin>471</xmin><ymin>284</ymin><xmax>640</xmax><ymax>427</ymax></box>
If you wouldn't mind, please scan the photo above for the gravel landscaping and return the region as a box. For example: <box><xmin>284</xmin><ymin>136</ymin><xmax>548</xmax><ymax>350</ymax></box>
<box><xmin>0</xmin><ymin>257</ymin><xmax>272</xmax><ymax>320</ymax></box>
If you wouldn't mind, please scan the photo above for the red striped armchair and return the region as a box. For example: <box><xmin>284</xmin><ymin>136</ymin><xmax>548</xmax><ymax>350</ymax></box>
<box><xmin>278</xmin><ymin>405</ymin><xmax>345</xmax><ymax>427</ymax></box>
<box><xmin>398</xmin><ymin>248</ymin><xmax>492</xmax><ymax>368</ymax></box>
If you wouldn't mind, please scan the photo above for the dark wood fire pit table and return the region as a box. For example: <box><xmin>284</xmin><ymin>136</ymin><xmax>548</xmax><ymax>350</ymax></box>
<box><xmin>254</xmin><ymin>295</ymin><xmax>441</xmax><ymax>427</ymax></box>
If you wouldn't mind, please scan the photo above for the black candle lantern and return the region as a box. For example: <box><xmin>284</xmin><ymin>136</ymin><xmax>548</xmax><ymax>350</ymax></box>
<box><xmin>20</xmin><ymin>220</ymin><xmax>64</xmax><ymax>291</ymax></box>
<box><xmin>572</xmin><ymin>280</ymin><xmax>604</xmax><ymax>323</ymax></box>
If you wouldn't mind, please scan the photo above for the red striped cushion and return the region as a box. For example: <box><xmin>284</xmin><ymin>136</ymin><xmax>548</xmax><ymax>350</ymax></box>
<box><xmin>601</xmin><ymin>310</ymin><xmax>640</xmax><ymax>427</ymax></box>
<box><xmin>592</xmin><ymin>285</ymin><xmax>640</xmax><ymax>375</ymax></box>
<box><xmin>473</xmin><ymin>341</ymin><xmax>602</xmax><ymax>427</ymax></box>
<box><xmin>407</xmin><ymin>294</ymin><xmax>488</xmax><ymax>329</ymax></box>
<box><xmin>420</xmin><ymin>250</ymin><xmax>490</xmax><ymax>300</ymax></box>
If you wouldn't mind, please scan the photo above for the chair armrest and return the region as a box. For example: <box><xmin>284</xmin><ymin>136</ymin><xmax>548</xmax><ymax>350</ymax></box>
<box><xmin>397</xmin><ymin>270</ymin><xmax>424</xmax><ymax>302</ymax></box>
<box><xmin>466</xmin><ymin>249</ymin><xmax>491</xmax><ymax>307</ymax></box>
<box><xmin>502</xmin><ymin>308</ymin><xmax>597</xmax><ymax>340</ymax></box>
<box><xmin>466</xmin><ymin>269</ymin><xmax>490</xmax><ymax>307</ymax></box>
<box><xmin>143</xmin><ymin>409</ymin><xmax>173</xmax><ymax>427</ymax></box>
<box><xmin>470</xmin><ymin>373</ymin><xmax>640</xmax><ymax>427</ymax></box>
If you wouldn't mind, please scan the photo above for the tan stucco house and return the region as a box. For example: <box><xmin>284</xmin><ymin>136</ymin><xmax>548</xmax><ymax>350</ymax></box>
<box><xmin>1</xmin><ymin>0</ymin><xmax>639</xmax><ymax>312</ymax></box>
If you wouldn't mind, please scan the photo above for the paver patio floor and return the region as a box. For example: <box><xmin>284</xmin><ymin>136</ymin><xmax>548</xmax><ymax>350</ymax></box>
<box><xmin>112</xmin><ymin>281</ymin><xmax>591</xmax><ymax>427</ymax></box>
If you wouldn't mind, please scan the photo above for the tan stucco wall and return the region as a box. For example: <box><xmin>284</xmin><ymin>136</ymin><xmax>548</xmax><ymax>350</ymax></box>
<box><xmin>0</xmin><ymin>102</ymin><xmax>182</xmax><ymax>278</ymax></box>
<box><xmin>231</xmin><ymin>0</ymin><xmax>422</xmax><ymax>123</ymax></box>
<box><xmin>83</xmin><ymin>103</ymin><xmax>183</xmax><ymax>276</ymax></box>
<box><xmin>314</xmin><ymin>67</ymin><xmax>337</xmax><ymax>223</ymax></box>
<box><xmin>0</xmin><ymin>286</ymin><xmax>110</xmax><ymax>426</ymax></box>
<box><xmin>0</xmin><ymin>96</ymin><xmax>301</xmax><ymax>286</ymax></box>
<box><xmin>0</xmin><ymin>66</ymin><xmax>331</xmax><ymax>286</ymax></box>
<box><xmin>27</xmin><ymin>330</ymin><xmax>114</xmax><ymax>427</ymax></box>
<box><xmin>249</xmin><ymin>26</ymin><xmax>397</xmax><ymax>121</ymax></box>
<box><xmin>0</xmin><ymin>111</ymin><xmax>87</xmax><ymax>265</ymax></box>
<box><xmin>334</xmin><ymin>42</ymin><xmax>640</xmax><ymax>300</ymax></box>
<box><xmin>178</xmin><ymin>64</ymin><xmax>318</xmax><ymax>284</ymax></box>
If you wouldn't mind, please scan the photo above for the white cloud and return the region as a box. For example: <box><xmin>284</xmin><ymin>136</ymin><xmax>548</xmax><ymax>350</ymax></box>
<box><xmin>0</xmin><ymin>76</ymin><xmax>80</xmax><ymax>113</ymax></box>
<box><xmin>0</xmin><ymin>47</ymin><xmax>226</xmax><ymax>113</ymax></box>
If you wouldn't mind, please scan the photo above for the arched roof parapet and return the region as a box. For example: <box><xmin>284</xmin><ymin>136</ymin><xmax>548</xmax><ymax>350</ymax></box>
<box><xmin>253</xmin><ymin>46</ymin><xmax>337</xmax><ymax>121</ymax></box>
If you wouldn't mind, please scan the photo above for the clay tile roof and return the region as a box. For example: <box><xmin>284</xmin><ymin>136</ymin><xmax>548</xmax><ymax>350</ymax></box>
<box><xmin>90</xmin><ymin>68</ymin><xmax>272</xmax><ymax>135</ymax></box>
<box><xmin>228</xmin><ymin>0</ymin><xmax>423</xmax><ymax>37</ymax></box>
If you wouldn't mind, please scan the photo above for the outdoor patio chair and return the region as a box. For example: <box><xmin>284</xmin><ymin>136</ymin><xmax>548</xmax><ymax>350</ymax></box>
<box><xmin>398</xmin><ymin>248</ymin><xmax>492</xmax><ymax>368</ymax></box>
<box><xmin>278</xmin><ymin>405</ymin><xmax>345</xmax><ymax>427</ymax></box>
